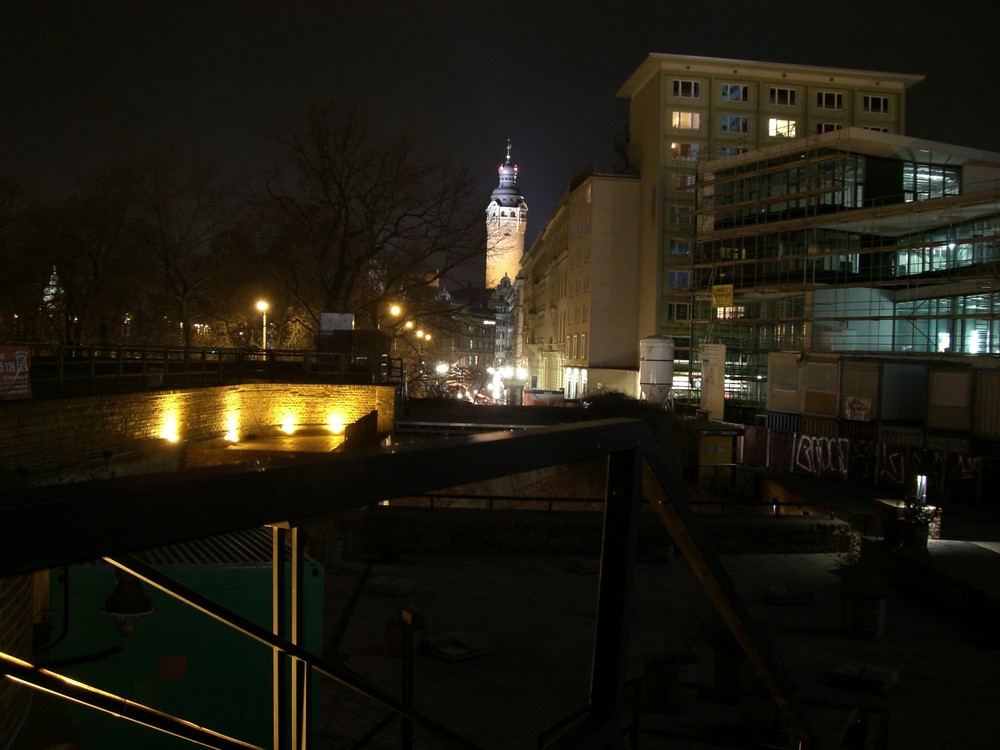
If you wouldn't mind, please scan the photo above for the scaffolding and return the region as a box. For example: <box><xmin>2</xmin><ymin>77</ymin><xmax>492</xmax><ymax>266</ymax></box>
<box><xmin>692</xmin><ymin>131</ymin><xmax>1000</xmax><ymax>408</ymax></box>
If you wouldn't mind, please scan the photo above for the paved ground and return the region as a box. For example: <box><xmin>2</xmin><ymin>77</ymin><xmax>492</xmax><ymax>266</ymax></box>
<box><xmin>314</xmin><ymin>544</ymin><xmax>1000</xmax><ymax>750</ymax></box>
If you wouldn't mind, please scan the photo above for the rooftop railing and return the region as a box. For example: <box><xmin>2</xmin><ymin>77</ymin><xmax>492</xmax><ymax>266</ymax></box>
<box><xmin>11</xmin><ymin>343</ymin><xmax>404</xmax><ymax>399</ymax></box>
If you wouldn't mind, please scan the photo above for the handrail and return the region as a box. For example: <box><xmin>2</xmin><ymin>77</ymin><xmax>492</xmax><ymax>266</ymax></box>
<box><xmin>9</xmin><ymin>342</ymin><xmax>405</xmax><ymax>397</ymax></box>
<box><xmin>1</xmin><ymin>418</ymin><xmax>823</xmax><ymax>749</ymax></box>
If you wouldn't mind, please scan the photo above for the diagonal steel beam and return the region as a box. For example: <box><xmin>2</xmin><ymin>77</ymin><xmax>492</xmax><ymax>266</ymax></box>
<box><xmin>637</xmin><ymin>429</ymin><xmax>823</xmax><ymax>750</ymax></box>
<box><xmin>0</xmin><ymin>651</ymin><xmax>263</xmax><ymax>750</ymax></box>
<box><xmin>104</xmin><ymin>553</ymin><xmax>484</xmax><ymax>750</ymax></box>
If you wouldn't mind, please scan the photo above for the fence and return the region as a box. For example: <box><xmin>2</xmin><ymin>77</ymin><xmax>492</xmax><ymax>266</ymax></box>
<box><xmin>16</xmin><ymin>343</ymin><xmax>404</xmax><ymax>398</ymax></box>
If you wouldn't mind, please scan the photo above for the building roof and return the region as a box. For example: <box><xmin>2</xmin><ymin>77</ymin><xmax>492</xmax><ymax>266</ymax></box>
<box><xmin>703</xmin><ymin>127</ymin><xmax>1000</xmax><ymax>173</ymax></box>
<box><xmin>699</xmin><ymin>128</ymin><xmax>1000</xmax><ymax>239</ymax></box>
<box><xmin>617</xmin><ymin>52</ymin><xmax>925</xmax><ymax>99</ymax></box>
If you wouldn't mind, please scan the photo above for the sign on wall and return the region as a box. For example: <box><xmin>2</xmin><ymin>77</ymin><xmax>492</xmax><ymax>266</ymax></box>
<box><xmin>0</xmin><ymin>346</ymin><xmax>31</xmax><ymax>400</ymax></box>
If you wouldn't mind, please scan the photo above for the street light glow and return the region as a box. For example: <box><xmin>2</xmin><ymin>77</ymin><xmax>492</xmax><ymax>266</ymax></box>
<box><xmin>256</xmin><ymin>300</ymin><xmax>269</xmax><ymax>349</ymax></box>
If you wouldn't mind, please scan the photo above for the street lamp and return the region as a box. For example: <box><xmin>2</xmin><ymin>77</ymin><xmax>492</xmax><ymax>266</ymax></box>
<box><xmin>256</xmin><ymin>300</ymin><xmax>269</xmax><ymax>349</ymax></box>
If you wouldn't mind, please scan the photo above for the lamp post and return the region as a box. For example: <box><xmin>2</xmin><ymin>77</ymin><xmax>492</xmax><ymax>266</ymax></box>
<box><xmin>256</xmin><ymin>300</ymin><xmax>269</xmax><ymax>349</ymax></box>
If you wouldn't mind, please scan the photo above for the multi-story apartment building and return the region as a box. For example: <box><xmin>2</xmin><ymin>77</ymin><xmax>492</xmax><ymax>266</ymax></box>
<box><xmin>696</xmin><ymin>127</ymin><xmax>1000</xmax><ymax>410</ymax></box>
<box><xmin>520</xmin><ymin>171</ymin><xmax>639</xmax><ymax>398</ymax></box>
<box><xmin>520</xmin><ymin>190</ymin><xmax>569</xmax><ymax>392</ymax></box>
<box><xmin>616</xmin><ymin>53</ymin><xmax>923</xmax><ymax>396</ymax></box>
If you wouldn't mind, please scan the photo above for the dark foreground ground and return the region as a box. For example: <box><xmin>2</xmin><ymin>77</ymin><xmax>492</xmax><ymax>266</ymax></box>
<box><xmin>315</xmin><ymin>544</ymin><xmax>1000</xmax><ymax>750</ymax></box>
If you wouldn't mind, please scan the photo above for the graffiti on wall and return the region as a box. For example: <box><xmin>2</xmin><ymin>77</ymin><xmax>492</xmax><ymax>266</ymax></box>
<box><xmin>793</xmin><ymin>434</ymin><xmax>849</xmax><ymax>479</ymax></box>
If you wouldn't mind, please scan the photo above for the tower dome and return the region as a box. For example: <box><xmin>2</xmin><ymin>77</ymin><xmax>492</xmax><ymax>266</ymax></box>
<box><xmin>491</xmin><ymin>145</ymin><xmax>523</xmax><ymax>207</ymax></box>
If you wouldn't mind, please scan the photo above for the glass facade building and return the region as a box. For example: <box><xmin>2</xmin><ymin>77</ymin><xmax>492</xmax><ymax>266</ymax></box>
<box><xmin>695</xmin><ymin>128</ymin><xmax>1000</xmax><ymax>407</ymax></box>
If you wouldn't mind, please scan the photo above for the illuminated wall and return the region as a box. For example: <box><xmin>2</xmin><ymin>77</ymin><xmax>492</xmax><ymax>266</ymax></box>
<box><xmin>0</xmin><ymin>383</ymin><xmax>396</xmax><ymax>479</ymax></box>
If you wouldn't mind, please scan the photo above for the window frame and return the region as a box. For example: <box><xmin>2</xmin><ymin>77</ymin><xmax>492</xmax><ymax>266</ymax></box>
<box><xmin>671</xmin><ymin>110</ymin><xmax>702</xmax><ymax>130</ymax></box>
<box><xmin>863</xmin><ymin>95</ymin><xmax>890</xmax><ymax>114</ymax></box>
<box><xmin>721</xmin><ymin>82</ymin><xmax>749</xmax><ymax>102</ymax></box>
<box><xmin>673</xmin><ymin>79</ymin><xmax>702</xmax><ymax>99</ymax></box>
<box><xmin>816</xmin><ymin>91</ymin><xmax>844</xmax><ymax>110</ymax></box>
<box><xmin>768</xmin><ymin>117</ymin><xmax>797</xmax><ymax>138</ymax></box>
<box><xmin>769</xmin><ymin>86</ymin><xmax>797</xmax><ymax>106</ymax></box>
<box><xmin>721</xmin><ymin>114</ymin><xmax>749</xmax><ymax>134</ymax></box>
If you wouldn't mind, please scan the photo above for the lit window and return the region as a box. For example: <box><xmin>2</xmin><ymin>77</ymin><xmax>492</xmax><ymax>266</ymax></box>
<box><xmin>721</xmin><ymin>83</ymin><xmax>748</xmax><ymax>102</ymax></box>
<box><xmin>816</xmin><ymin>122</ymin><xmax>842</xmax><ymax>134</ymax></box>
<box><xmin>721</xmin><ymin>115</ymin><xmax>748</xmax><ymax>133</ymax></box>
<box><xmin>670</xmin><ymin>239</ymin><xmax>692</xmax><ymax>256</ymax></box>
<box><xmin>716</xmin><ymin>305</ymin><xmax>746</xmax><ymax>320</ymax></box>
<box><xmin>768</xmin><ymin>118</ymin><xmax>796</xmax><ymax>137</ymax></box>
<box><xmin>769</xmin><ymin>87</ymin><xmax>797</xmax><ymax>106</ymax></box>
<box><xmin>816</xmin><ymin>91</ymin><xmax>843</xmax><ymax>110</ymax></box>
<box><xmin>673</xmin><ymin>79</ymin><xmax>701</xmax><ymax>98</ymax></box>
<box><xmin>671</xmin><ymin>142</ymin><xmax>701</xmax><ymax>160</ymax></box>
<box><xmin>863</xmin><ymin>95</ymin><xmax>890</xmax><ymax>114</ymax></box>
<box><xmin>672</xmin><ymin>111</ymin><xmax>702</xmax><ymax>130</ymax></box>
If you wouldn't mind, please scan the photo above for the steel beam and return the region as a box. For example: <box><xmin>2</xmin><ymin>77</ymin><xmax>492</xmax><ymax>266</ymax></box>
<box><xmin>0</xmin><ymin>652</ymin><xmax>263</xmax><ymax>750</ymax></box>
<box><xmin>637</xmin><ymin>429</ymin><xmax>823</xmax><ymax>750</ymax></box>
<box><xmin>2</xmin><ymin>418</ymin><xmax>645</xmax><ymax>578</ymax></box>
<box><xmin>102</xmin><ymin>553</ymin><xmax>483</xmax><ymax>750</ymax></box>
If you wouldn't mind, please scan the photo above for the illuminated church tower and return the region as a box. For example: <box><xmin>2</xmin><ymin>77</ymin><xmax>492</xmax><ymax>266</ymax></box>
<box><xmin>485</xmin><ymin>141</ymin><xmax>528</xmax><ymax>289</ymax></box>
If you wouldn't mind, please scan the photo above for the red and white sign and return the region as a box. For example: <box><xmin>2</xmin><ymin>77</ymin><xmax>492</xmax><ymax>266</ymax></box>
<box><xmin>0</xmin><ymin>346</ymin><xmax>31</xmax><ymax>400</ymax></box>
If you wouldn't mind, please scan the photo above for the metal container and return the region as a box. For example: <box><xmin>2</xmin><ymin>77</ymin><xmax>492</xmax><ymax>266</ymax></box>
<box><xmin>926</xmin><ymin>366</ymin><xmax>973</xmax><ymax>432</ymax></box>
<box><xmin>974</xmin><ymin>369</ymin><xmax>1000</xmax><ymax>441</ymax></box>
<box><xmin>639</xmin><ymin>336</ymin><xmax>675</xmax><ymax>406</ymax></box>
<box><xmin>880</xmin><ymin>362</ymin><xmax>927</xmax><ymax>423</ymax></box>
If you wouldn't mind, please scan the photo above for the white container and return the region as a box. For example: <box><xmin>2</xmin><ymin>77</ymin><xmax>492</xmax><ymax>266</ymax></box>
<box><xmin>639</xmin><ymin>336</ymin><xmax>675</xmax><ymax>405</ymax></box>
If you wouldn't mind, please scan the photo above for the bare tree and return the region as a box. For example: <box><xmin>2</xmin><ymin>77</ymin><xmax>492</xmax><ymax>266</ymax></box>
<box><xmin>0</xmin><ymin>178</ymin><xmax>47</xmax><ymax>341</ymax></box>
<box><xmin>258</xmin><ymin>99</ymin><xmax>485</xmax><ymax>336</ymax></box>
<box><xmin>128</xmin><ymin>144</ymin><xmax>242</xmax><ymax>347</ymax></box>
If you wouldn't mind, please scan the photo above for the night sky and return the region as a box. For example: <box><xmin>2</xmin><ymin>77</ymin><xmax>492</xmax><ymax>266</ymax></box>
<box><xmin>3</xmin><ymin>1</ymin><xmax>998</xmax><ymax>248</ymax></box>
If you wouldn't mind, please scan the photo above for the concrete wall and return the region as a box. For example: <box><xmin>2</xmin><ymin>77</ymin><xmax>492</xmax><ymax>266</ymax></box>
<box><xmin>0</xmin><ymin>383</ymin><xmax>396</xmax><ymax>480</ymax></box>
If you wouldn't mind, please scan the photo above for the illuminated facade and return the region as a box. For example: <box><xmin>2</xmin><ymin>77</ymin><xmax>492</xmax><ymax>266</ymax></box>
<box><xmin>616</xmin><ymin>53</ymin><xmax>923</xmax><ymax>395</ymax></box>
<box><xmin>696</xmin><ymin>128</ymin><xmax>1000</xmax><ymax>406</ymax></box>
<box><xmin>520</xmin><ymin>190</ymin><xmax>569</xmax><ymax>392</ymax></box>
<box><xmin>485</xmin><ymin>142</ymin><xmax>528</xmax><ymax>290</ymax></box>
<box><xmin>520</xmin><ymin>172</ymin><xmax>640</xmax><ymax>397</ymax></box>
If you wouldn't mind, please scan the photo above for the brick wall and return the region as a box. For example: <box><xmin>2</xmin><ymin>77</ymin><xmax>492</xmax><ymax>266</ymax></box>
<box><xmin>0</xmin><ymin>574</ymin><xmax>32</xmax><ymax>746</ymax></box>
<box><xmin>0</xmin><ymin>383</ymin><xmax>396</xmax><ymax>478</ymax></box>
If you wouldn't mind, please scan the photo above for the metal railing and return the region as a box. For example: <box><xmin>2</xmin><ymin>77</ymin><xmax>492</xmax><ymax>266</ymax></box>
<box><xmin>1</xmin><ymin>418</ymin><xmax>823</xmax><ymax>750</ymax></box>
<box><xmin>13</xmin><ymin>343</ymin><xmax>404</xmax><ymax>398</ymax></box>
